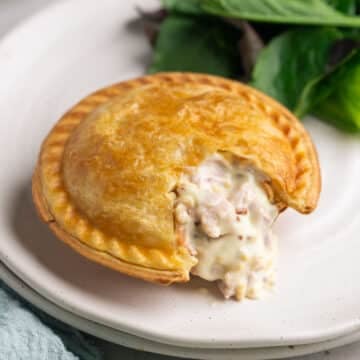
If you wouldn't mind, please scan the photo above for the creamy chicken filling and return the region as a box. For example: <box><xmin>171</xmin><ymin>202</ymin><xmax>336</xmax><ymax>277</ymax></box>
<box><xmin>175</xmin><ymin>154</ymin><xmax>278</xmax><ymax>300</ymax></box>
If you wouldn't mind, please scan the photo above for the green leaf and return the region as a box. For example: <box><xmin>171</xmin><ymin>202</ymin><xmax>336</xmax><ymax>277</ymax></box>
<box><xmin>202</xmin><ymin>0</ymin><xmax>360</xmax><ymax>27</ymax></box>
<box><xmin>251</xmin><ymin>28</ymin><xmax>342</xmax><ymax>110</ymax></box>
<box><xmin>161</xmin><ymin>0</ymin><xmax>204</xmax><ymax>15</ymax></box>
<box><xmin>325</xmin><ymin>0</ymin><xmax>357</xmax><ymax>15</ymax></box>
<box><xmin>149</xmin><ymin>14</ymin><xmax>241</xmax><ymax>77</ymax></box>
<box><xmin>297</xmin><ymin>50</ymin><xmax>360</xmax><ymax>132</ymax></box>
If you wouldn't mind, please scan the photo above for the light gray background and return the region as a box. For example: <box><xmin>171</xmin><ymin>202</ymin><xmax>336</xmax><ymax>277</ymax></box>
<box><xmin>0</xmin><ymin>1</ymin><xmax>358</xmax><ymax>359</ymax></box>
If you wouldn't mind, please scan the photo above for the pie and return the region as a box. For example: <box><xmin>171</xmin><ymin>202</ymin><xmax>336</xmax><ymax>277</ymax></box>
<box><xmin>32</xmin><ymin>72</ymin><xmax>321</xmax><ymax>300</ymax></box>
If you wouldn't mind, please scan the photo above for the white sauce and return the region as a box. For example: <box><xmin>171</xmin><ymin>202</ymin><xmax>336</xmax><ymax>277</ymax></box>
<box><xmin>175</xmin><ymin>154</ymin><xmax>278</xmax><ymax>300</ymax></box>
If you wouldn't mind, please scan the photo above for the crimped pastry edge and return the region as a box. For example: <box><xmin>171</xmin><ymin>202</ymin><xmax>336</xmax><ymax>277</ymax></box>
<box><xmin>32</xmin><ymin>166</ymin><xmax>190</xmax><ymax>284</ymax></box>
<box><xmin>33</xmin><ymin>72</ymin><xmax>321</xmax><ymax>284</ymax></box>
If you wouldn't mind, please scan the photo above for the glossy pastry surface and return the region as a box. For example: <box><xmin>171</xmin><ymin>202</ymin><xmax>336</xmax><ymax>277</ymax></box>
<box><xmin>33</xmin><ymin>72</ymin><xmax>321</xmax><ymax>293</ymax></box>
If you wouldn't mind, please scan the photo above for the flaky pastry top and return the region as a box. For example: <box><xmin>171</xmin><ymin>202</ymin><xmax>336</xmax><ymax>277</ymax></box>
<box><xmin>35</xmin><ymin>73</ymin><xmax>320</xmax><ymax>281</ymax></box>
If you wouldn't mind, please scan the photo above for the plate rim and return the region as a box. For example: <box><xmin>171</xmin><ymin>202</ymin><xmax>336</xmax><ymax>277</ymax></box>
<box><xmin>1</xmin><ymin>0</ymin><xmax>360</xmax><ymax>350</ymax></box>
<box><xmin>2</xmin><ymin>260</ymin><xmax>360</xmax><ymax>360</ymax></box>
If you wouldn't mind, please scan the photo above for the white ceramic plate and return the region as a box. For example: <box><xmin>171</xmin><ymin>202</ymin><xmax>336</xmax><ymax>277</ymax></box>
<box><xmin>1</xmin><ymin>0</ymin><xmax>360</xmax><ymax>350</ymax></box>
<box><xmin>2</xmin><ymin>260</ymin><xmax>360</xmax><ymax>360</ymax></box>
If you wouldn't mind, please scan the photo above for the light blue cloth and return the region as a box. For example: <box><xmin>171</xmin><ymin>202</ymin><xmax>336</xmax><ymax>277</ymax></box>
<box><xmin>0</xmin><ymin>281</ymin><xmax>103</xmax><ymax>360</ymax></box>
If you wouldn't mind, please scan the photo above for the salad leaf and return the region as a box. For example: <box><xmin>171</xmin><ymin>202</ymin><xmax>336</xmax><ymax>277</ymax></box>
<box><xmin>251</xmin><ymin>28</ymin><xmax>342</xmax><ymax>110</ymax></box>
<box><xmin>136</xmin><ymin>8</ymin><xmax>168</xmax><ymax>46</ymax></box>
<box><xmin>149</xmin><ymin>14</ymin><xmax>241</xmax><ymax>77</ymax></box>
<box><xmin>152</xmin><ymin>0</ymin><xmax>360</xmax><ymax>133</ymax></box>
<box><xmin>328</xmin><ymin>38</ymin><xmax>360</xmax><ymax>66</ymax></box>
<box><xmin>296</xmin><ymin>50</ymin><xmax>360</xmax><ymax>132</ymax></box>
<box><xmin>234</xmin><ymin>21</ymin><xmax>265</xmax><ymax>79</ymax></box>
<box><xmin>325</xmin><ymin>0</ymin><xmax>357</xmax><ymax>14</ymax></box>
<box><xmin>161</xmin><ymin>0</ymin><xmax>203</xmax><ymax>15</ymax></box>
<box><xmin>202</xmin><ymin>0</ymin><xmax>360</xmax><ymax>27</ymax></box>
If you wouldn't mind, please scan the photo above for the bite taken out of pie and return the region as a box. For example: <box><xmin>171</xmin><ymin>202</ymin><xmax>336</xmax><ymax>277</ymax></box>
<box><xmin>32</xmin><ymin>72</ymin><xmax>321</xmax><ymax>301</ymax></box>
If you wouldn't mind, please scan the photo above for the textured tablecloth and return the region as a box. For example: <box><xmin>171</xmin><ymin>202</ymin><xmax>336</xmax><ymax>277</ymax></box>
<box><xmin>0</xmin><ymin>282</ymin><xmax>103</xmax><ymax>360</ymax></box>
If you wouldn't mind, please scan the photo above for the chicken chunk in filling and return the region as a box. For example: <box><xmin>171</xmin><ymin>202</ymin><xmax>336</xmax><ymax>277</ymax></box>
<box><xmin>175</xmin><ymin>154</ymin><xmax>278</xmax><ymax>300</ymax></box>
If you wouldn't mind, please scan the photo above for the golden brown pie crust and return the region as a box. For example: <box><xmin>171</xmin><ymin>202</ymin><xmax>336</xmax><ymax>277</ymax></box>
<box><xmin>32</xmin><ymin>167</ymin><xmax>192</xmax><ymax>284</ymax></box>
<box><xmin>32</xmin><ymin>72</ymin><xmax>321</xmax><ymax>285</ymax></box>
